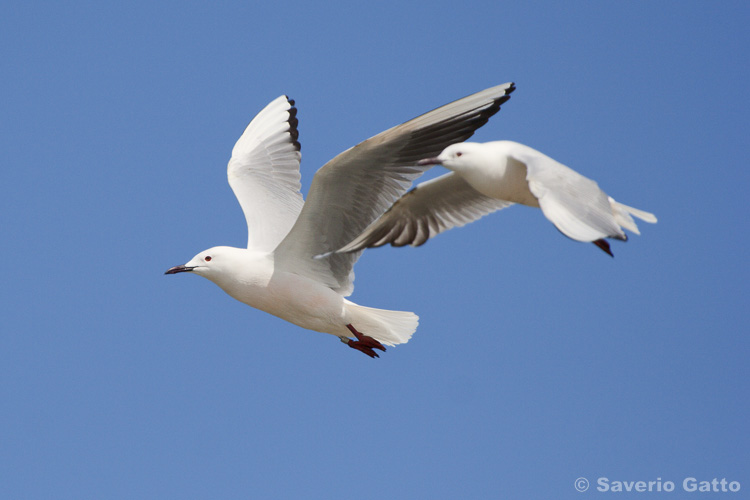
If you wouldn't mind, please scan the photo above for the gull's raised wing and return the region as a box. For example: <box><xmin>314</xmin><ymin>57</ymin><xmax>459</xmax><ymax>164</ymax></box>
<box><xmin>274</xmin><ymin>83</ymin><xmax>516</xmax><ymax>295</ymax></box>
<box><xmin>335</xmin><ymin>172</ymin><xmax>513</xmax><ymax>253</ymax></box>
<box><xmin>228</xmin><ymin>95</ymin><xmax>304</xmax><ymax>252</ymax></box>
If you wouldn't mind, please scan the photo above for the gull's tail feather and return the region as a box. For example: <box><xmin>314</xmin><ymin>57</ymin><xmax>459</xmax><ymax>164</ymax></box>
<box><xmin>608</xmin><ymin>197</ymin><xmax>658</xmax><ymax>235</ymax></box>
<box><xmin>344</xmin><ymin>300</ymin><xmax>419</xmax><ymax>347</ymax></box>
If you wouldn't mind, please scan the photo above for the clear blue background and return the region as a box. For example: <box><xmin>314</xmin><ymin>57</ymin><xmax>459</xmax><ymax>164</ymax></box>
<box><xmin>2</xmin><ymin>1</ymin><xmax>748</xmax><ymax>498</ymax></box>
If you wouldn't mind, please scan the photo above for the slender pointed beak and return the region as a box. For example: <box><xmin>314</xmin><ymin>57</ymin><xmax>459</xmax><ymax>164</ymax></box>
<box><xmin>164</xmin><ymin>265</ymin><xmax>195</xmax><ymax>275</ymax></box>
<box><xmin>417</xmin><ymin>157</ymin><xmax>442</xmax><ymax>166</ymax></box>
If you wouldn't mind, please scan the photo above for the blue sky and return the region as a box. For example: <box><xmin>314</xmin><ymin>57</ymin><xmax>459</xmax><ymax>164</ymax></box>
<box><xmin>2</xmin><ymin>1</ymin><xmax>748</xmax><ymax>498</ymax></box>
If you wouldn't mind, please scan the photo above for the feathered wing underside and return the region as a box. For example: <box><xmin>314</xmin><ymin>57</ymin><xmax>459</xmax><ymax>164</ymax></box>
<box><xmin>274</xmin><ymin>83</ymin><xmax>516</xmax><ymax>295</ymax></box>
<box><xmin>511</xmin><ymin>144</ymin><xmax>629</xmax><ymax>242</ymax></box>
<box><xmin>336</xmin><ymin>172</ymin><xmax>514</xmax><ymax>253</ymax></box>
<box><xmin>228</xmin><ymin>95</ymin><xmax>304</xmax><ymax>253</ymax></box>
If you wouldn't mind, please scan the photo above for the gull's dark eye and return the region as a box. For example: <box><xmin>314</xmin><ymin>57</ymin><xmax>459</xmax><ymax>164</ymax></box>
<box><xmin>455</xmin><ymin>151</ymin><xmax>463</xmax><ymax>157</ymax></box>
<box><xmin>204</xmin><ymin>256</ymin><xmax>212</xmax><ymax>262</ymax></box>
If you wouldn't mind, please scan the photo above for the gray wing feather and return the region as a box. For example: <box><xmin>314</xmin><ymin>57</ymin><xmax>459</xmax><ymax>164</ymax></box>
<box><xmin>336</xmin><ymin>173</ymin><xmax>513</xmax><ymax>253</ymax></box>
<box><xmin>275</xmin><ymin>83</ymin><xmax>516</xmax><ymax>295</ymax></box>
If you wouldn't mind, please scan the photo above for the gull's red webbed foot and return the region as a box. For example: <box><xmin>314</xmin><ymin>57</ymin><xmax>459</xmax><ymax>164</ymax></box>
<box><xmin>344</xmin><ymin>324</ymin><xmax>386</xmax><ymax>358</ymax></box>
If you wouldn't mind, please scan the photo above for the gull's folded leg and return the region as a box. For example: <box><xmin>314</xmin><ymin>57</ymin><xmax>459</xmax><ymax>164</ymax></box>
<box><xmin>344</xmin><ymin>324</ymin><xmax>386</xmax><ymax>358</ymax></box>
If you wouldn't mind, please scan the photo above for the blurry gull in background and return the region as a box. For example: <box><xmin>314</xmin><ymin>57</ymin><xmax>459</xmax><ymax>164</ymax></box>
<box><xmin>337</xmin><ymin>140</ymin><xmax>656</xmax><ymax>257</ymax></box>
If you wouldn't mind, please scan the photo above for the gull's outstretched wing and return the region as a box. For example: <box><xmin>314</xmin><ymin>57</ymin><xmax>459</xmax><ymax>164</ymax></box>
<box><xmin>228</xmin><ymin>95</ymin><xmax>304</xmax><ymax>252</ymax></box>
<box><xmin>508</xmin><ymin>142</ymin><xmax>626</xmax><ymax>242</ymax></box>
<box><xmin>274</xmin><ymin>83</ymin><xmax>516</xmax><ymax>295</ymax></box>
<box><xmin>335</xmin><ymin>172</ymin><xmax>513</xmax><ymax>253</ymax></box>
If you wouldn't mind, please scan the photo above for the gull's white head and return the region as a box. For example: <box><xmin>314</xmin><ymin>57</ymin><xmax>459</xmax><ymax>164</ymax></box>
<box><xmin>417</xmin><ymin>142</ymin><xmax>485</xmax><ymax>172</ymax></box>
<box><xmin>164</xmin><ymin>246</ymin><xmax>243</xmax><ymax>282</ymax></box>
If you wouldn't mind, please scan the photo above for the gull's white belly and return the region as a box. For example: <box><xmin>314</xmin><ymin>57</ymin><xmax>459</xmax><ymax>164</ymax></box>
<box><xmin>222</xmin><ymin>270</ymin><xmax>349</xmax><ymax>336</ymax></box>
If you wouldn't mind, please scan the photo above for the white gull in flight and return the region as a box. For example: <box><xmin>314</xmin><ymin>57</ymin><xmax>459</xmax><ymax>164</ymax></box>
<box><xmin>337</xmin><ymin>140</ymin><xmax>657</xmax><ymax>256</ymax></box>
<box><xmin>166</xmin><ymin>83</ymin><xmax>516</xmax><ymax>357</ymax></box>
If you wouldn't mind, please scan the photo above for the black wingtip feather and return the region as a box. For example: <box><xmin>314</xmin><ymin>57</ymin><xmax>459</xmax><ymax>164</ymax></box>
<box><xmin>400</xmin><ymin>82</ymin><xmax>518</xmax><ymax>162</ymax></box>
<box><xmin>286</xmin><ymin>96</ymin><xmax>301</xmax><ymax>151</ymax></box>
<box><xmin>459</xmin><ymin>82</ymin><xmax>516</xmax><ymax>140</ymax></box>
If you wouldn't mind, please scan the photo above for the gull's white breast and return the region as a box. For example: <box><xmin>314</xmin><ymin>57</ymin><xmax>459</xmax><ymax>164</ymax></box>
<box><xmin>212</xmin><ymin>252</ymin><xmax>348</xmax><ymax>335</ymax></box>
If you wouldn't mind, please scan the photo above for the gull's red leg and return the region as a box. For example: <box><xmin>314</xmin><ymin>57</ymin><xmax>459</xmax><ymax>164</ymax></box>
<box><xmin>344</xmin><ymin>324</ymin><xmax>386</xmax><ymax>358</ymax></box>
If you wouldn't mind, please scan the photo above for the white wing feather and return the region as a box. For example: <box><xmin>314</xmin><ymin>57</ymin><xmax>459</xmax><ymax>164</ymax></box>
<box><xmin>228</xmin><ymin>95</ymin><xmax>304</xmax><ymax>252</ymax></box>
